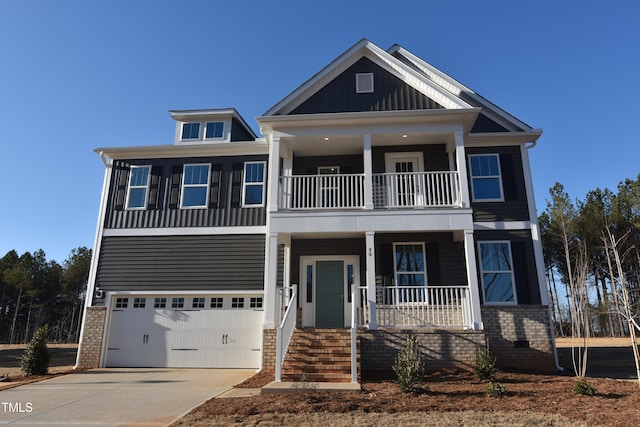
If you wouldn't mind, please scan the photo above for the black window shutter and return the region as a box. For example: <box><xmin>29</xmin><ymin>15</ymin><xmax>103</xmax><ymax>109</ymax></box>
<box><xmin>499</xmin><ymin>154</ymin><xmax>517</xmax><ymax>201</ymax></box>
<box><xmin>510</xmin><ymin>241</ymin><xmax>531</xmax><ymax>304</ymax></box>
<box><xmin>147</xmin><ymin>166</ymin><xmax>163</xmax><ymax>210</ymax></box>
<box><xmin>169</xmin><ymin>165</ymin><xmax>182</xmax><ymax>209</ymax></box>
<box><xmin>426</xmin><ymin>243</ymin><xmax>441</xmax><ymax>285</ymax></box>
<box><xmin>231</xmin><ymin>163</ymin><xmax>243</xmax><ymax>207</ymax></box>
<box><xmin>114</xmin><ymin>165</ymin><xmax>129</xmax><ymax>210</ymax></box>
<box><xmin>379</xmin><ymin>243</ymin><xmax>394</xmax><ymax>284</ymax></box>
<box><xmin>209</xmin><ymin>164</ymin><xmax>223</xmax><ymax>208</ymax></box>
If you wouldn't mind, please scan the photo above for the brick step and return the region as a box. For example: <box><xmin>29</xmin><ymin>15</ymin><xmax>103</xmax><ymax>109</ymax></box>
<box><xmin>286</xmin><ymin>355</ymin><xmax>355</xmax><ymax>363</ymax></box>
<box><xmin>288</xmin><ymin>345</ymin><xmax>353</xmax><ymax>352</ymax></box>
<box><xmin>282</xmin><ymin>373</ymin><xmax>354</xmax><ymax>382</ymax></box>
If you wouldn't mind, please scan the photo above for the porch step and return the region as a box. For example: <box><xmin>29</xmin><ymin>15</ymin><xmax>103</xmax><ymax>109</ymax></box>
<box><xmin>281</xmin><ymin>328</ymin><xmax>359</xmax><ymax>383</ymax></box>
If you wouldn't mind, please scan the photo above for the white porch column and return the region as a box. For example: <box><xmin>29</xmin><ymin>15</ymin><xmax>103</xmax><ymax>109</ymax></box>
<box><xmin>281</xmin><ymin>151</ymin><xmax>293</xmax><ymax>210</ymax></box>
<box><xmin>267</xmin><ymin>134</ymin><xmax>281</xmax><ymax>213</ymax></box>
<box><xmin>463</xmin><ymin>230</ymin><xmax>483</xmax><ymax>330</ymax></box>
<box><xmin>363</xmin><ymin>134</ymin><xmax>374</xmax><ymax>210</ymax></box>
<box><xmin>365</xmin><ymin>231</ymin><xmax>377</xmax><ymax>329</ymax></box>
<box><xmin>454</xmin><ymin>130</ymin><xmax>471</xmax><ymax>208</ymax></box>
<box><xmin>264</xmin><ymin>232</ymin><xmax>279</xmax><ymax>329</ymax></box>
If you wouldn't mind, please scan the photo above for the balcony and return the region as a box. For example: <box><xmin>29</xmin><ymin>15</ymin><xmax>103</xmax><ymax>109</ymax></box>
<box><xmin>278</xmin><ymin>171</ymin><xmax>461</xmax><ymax>210</ymax></box>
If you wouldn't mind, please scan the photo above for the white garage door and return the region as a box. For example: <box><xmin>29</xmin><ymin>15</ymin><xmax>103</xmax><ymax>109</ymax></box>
<box><xmin>105</xmin><ymin>294</ymin><xmax>263</xmax><ymax>368</ymax></box>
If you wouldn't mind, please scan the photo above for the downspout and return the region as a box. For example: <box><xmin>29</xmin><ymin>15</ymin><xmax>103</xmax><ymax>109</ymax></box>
<box><xmin>524</xmin><ymin>140</ymin><xmax>564</xmax><ymax>372</ymax></box>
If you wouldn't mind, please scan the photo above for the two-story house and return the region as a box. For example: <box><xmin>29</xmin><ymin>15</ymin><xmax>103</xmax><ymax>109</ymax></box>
<box><xmin>76</xmin><ymin>39</ymin><xmax>557</xmax><ymax>381</ymax></box>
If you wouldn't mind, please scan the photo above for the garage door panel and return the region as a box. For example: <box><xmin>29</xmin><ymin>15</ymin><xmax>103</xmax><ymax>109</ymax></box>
<box><xmin>105</xmin><ymin>294</ymin><xmax>263</xmax><ymax>369</ymax></box>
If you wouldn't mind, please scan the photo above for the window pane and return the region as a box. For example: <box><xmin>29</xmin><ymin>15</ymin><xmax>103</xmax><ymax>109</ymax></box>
<box><xmin>184</xmin><ymin>165</ymin><xmax>209</xmax><ymax>185</ymax></box>
<box><xmin>205</xmin><ymin>122</ymin><xmax>224</xmax><ymax>138</ymax></box>
<box><xmin>480</xmin><ymin>242</ymin><xmax>511</xmax><ymax>271</ymax></box>
<box><xmin>306</xmin><ymin>265</ymin><xmax>313</xmax><ymax>303</ymax></box>
<box><xmin>473</xmin><ymin>178</ymin><xmax>501</xmax><ymax>200</ymax></box>
<box><xmin>244</xmin><ymin>185</ymin><xmax>263</xmax><ymax>205</ymax></box>
<box><xmin>245</xmin><ymin>163</ymin><xmax>264</xmax><ymax>183</ymax></box>
<box><xmin>395</xmin><ymin>244</ymin><xmax>424</xmax><ymax>273</ymax></box>
<box><xmin>483</xmin><ymin>273</ymin><xmax>514</xmax><ymax>302</ymax></box>
<box><xmin>471</xmin><ymin>155</ymin><xmax>499</xmax><ymax>176</ymax></box>
<box><xmin>183</xmin><ymin>187</ymin><xmax>207</xmax><ymax>207</ymax></box>
<box><xmin>181</xmin><ymin>123</ymin><xmax>200</xmax><ymax>139</ymax></box>
<box><xmin>396</xmin><ymin>273</ymin><xmax>426</xmax><ymax>286</ymax></box>
<box><xmin>128</xmin><ymin>188</ymin><xmax>146</xmax><ymax>208</ymax></box>
<box><xmin>130</xmin><ymin>167</ymin><xmax>150</xmax><ymax>186</ymax></box>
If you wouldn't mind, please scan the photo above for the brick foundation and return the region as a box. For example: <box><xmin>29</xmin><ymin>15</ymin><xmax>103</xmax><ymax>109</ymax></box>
<box><xmin>261</xmin><ymin>329</ymin><xmax>276</xmax><ymax>380</ymax></box>
<box><xmin>76</xmin><ymin>306</ymin><xmax>107</xmax><ymax>369</ymax></box>
<box><xmin>482</xmin><ymin>305</ymin><xmax>556</xmax><ymax>372</ymax></box>
<box><xmin>359</xmin><ymin>328</ymin><xmax>486</xmax><ymax>371</ymax></box>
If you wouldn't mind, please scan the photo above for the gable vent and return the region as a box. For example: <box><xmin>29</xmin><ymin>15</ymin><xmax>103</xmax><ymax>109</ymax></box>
<box><xmin>355</xmin><ymin>73</ymin><xmax>374</xmax><ymax>93</ymax></box>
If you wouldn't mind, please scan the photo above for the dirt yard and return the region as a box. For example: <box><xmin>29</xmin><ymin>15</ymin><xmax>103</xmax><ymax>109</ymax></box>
<box><xmin>174</xmin><ymin>337</ymin><xmax>640</xmax><ymax>427</ymax></box>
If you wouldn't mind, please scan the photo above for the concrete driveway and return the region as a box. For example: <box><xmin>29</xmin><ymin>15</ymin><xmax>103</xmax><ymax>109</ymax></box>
<box><xmin>0</xmin><ymin>368</ymin><xmax>254</xmax><ymax>426</ymax></box>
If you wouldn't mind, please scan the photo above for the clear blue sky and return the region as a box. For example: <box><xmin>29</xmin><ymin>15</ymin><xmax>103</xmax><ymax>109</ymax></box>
<box><xmin>1</xmin><ymin>1</ymin><xmax>638</xmax><ymax>263</ymax></box>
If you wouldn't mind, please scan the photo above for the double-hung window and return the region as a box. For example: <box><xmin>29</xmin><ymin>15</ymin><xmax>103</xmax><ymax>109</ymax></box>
<box><xmin>393</xmin><ymin>243</ymin><xmax>426</xmax><ymax>302</ymax></box>
<box><xmin>181</xmin><ymin>164</ymin><xmax>210</xmax><ymax>208</ymax></box>
<box><xmin>242</xmin><ymin>161</ymin><xmax>266</xmax><ymax>207</ymax></box>
<box><xmin>126</xmin><ymin>165</ymin><xmax>151</xmax><ymax>209</ymax></box>
<box><xmin>469</xmin><ymin>154</ymin><xmax>504</xmax><ymax>201</ymax></box>
<box><xmin>478</xmin><ymin>241</ymin><xmax>517</xmax><ymax>304</ymax></box>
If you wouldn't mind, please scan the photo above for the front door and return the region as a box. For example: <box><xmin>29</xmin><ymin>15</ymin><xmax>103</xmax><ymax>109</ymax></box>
<box><xmin>385</xmin><ymin>152</ymin><xmax>425</xmax><ymax>207</ymax></box>
<box><xmin>300</xmin><ymin>256</ymin><xmax>359</xmax><ymax>328</ymax></box>
<box><xmin>316</xmin><ymin>261</ymin><xmax>344</xmax><ymax>327</ymax></box>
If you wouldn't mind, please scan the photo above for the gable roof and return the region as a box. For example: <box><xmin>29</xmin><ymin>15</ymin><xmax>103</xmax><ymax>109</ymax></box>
<box><xmin>263</xmin><ymin>39</ymin><xmax>473</xmax><ymax>116</ymax></box>
<box><xmin>263</xmin><ymin>39</ymin><xmax>539</xmax><ymax>135</ymax></box>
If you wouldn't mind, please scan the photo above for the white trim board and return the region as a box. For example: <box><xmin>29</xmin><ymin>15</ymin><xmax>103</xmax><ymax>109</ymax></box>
<box><xmin>103</xmin><ymin>226</ymin><xmax>267</xmax><ymax>237</ymax></box>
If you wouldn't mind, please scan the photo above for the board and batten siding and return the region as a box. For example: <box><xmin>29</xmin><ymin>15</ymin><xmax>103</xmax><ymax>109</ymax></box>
<box><xmin>466</xmin><ymin>146</ymin><xmax>530</xmax><ymax>222</ymax></box>
<box><xmin>96</xmin><ymin>234</ymin><xmax>265</xmax><ymax>291</ymax></box>
<box><xmin>105</xmin><ymin>155</ymin><xmax>267</xmax><ymax>229</ymax></box>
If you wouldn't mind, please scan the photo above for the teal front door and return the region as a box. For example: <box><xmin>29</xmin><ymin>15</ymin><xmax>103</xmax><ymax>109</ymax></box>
<box><xmin>315</xmin><ymin>260</ymin><xmax>344</xmax><ymax>328</ymax></box>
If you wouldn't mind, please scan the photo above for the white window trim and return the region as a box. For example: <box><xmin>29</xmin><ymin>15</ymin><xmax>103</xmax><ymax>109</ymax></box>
<box><xmin>477</xmin><ymin>240</ymin><xmax>518</xmax><ymax>305</ymax></box>
<box><xmin>181</xmin><ymin>163</ymin><xmax>211</xmax><ymax>209</ymax></box>
<box><xmin>392</xmin><ymin>242</ymin><xmax>428</xmax><ymax>287</ymax></box>
<box><xmin>468</xmin><ymin>153</ymin><xmax>505</xmax><ymax>202</ymax></box>
<box><xmin>204</xmin><ymin>121</ymin><xmax>225</xmax><ymax>140</ymax></box>
<box><xmin>125</xmin><ymin>165</ymin><xmax>151</xmax><ymax>210</ymax></box>
<box><xmin>242</xmin><ymin>161</ymin><xmax>266</xmax><ymax>207</ymax></box>
<box><xmin>180</xmin><ymin>122</ymin><xmax>201</xmax><ymax>141</ymax></box>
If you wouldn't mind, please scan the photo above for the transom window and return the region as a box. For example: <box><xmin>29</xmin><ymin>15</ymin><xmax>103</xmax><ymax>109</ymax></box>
<box><xmin>182</xmin><ymin>164</ymin><xmax>210</xmax><ymax>208</ymax></box>
<box><xmin>242</xmin><ymin>162</ymin><xmax>266</xmax><ymax>207</ymax></box>
<box><xmin>126</xmin><ymin>165</ymin><xmax>151</xmax><ymax>209</ymax></box>
<box><xmin>393</xmin><ymin>243</ymin><xmax>427</xmax><ymax>286</ymax></box>
<box><xmin>181</xmin><ymin>123</ymin><xmax>200</xmax><ymax>140</ymax></box>
<box><xmin>469</xmin><ymin>154</ymin><xmax>504</xmax><ymax>201</ymax></box>
<box><xmin>205</xmin><ymin>122</ymin><xmax>224</xmax><ymax>139</ymax></box>
<box><xmin>478</xmin><ymin>241</ymin><xmax>517</xmax><ymax>304</ymax></box>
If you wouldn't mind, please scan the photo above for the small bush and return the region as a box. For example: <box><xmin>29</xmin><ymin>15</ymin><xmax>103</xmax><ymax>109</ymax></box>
<box><xmin>392</xmin><ymin>335</ymin><xmax>425</xmax><ymax>393</ymax></box>
<box><xmin>20</xmin><ymin>325</ymin><xmax>50</xmax><ymax>376</ymax></box>
<box><xmin>572</xmin><ymin>378</ymin><xmax>597</xmax><ymax>396</ymax></box>
<box><xmin>473</xmin><ymin>346</ymin><xmax>497</xmax><ymax>381</ymax></box>
<box><xmin>486</xmin><ymin>381</ymin><xmax>508</xmax><ymax>398</ymax></box>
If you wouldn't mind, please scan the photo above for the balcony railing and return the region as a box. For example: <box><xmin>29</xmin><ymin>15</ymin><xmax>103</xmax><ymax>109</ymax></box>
<box><xmin>279</xmin><ymin>171</ymin><xmax>460</xmax><ymax>210</ymax></box>
<box><xmin>372</xmin><ymin>171</ymin><xmax>460</xmax><ymax>208</ymax></box>
<box><xmin>357</xmin><ymin>285</ymin><xmax>472</xmax><ymax>328</ymax></box>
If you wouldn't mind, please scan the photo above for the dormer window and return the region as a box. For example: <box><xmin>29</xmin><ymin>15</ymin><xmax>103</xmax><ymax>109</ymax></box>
<box><xmin>181</xmin><ymin>123</ymin><xmax>200</xmax><ymax>140</ymax></box>
<box><xmin>205</xmin><ymin>122</ymin><xmax>224</xmax><ymax>139</ymax></box>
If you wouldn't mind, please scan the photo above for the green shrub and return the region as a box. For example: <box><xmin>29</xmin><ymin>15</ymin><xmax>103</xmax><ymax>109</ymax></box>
<box><xmin>486</xmin><ymin>381</ymin><xmax>508</xmax><ymax>398</ymax></box>
<box><xmin>392</xmin><ymin>335</ymin><xmax>425</xmax><ymax>393</ymax></box>
<box><xmin>572</xmin><ymin>378</ymin><xmax>597</xmax><ymax>396</ymax></box>
<box><xmin>20</xmin><ymin>325</ymin><xmax>50</xmax><ymax>376</ymax></box>
<box><xmin>473</xmin><ymin>346</ymin><xmax>497</xmax><ymax>381</ymax></box>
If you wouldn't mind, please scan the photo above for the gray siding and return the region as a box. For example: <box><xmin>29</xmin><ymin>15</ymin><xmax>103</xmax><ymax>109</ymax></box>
<box><xmin>291</xmin><ymin>238</ymin><xmax>366</xmax><ymax>285</ymax></box>
<box><xmin>96</xmin><ymin>234</ymin><xmax>265</xmax><ymax>291</ymax></box>
<box><xmin>106</xmin><ymin>155</ymin><xmax>267</xmax><ymax>229</ymax></box>
<box><xmin>474</xmin><ymin>229</ymin><xmax>541</xmax><ymax>305</ymax></box>
<box><xmin>466</xmin><ymin>146</ymin><xmax>530</xmax><ymax>222</ymax></box>
<box><xmin>290</xmin><ymin>57</ymin><xmax>444</xmax><ymax>115</ymax></box>
<box><xmin>372</xmin><ymin>144</ymin><xmax>449</xmax><ymax>173</ymax></box>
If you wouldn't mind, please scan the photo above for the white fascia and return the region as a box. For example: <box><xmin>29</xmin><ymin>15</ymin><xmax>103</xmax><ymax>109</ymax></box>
<box><xmin>94</xmin><ymin>140</ymin><xmax>268</xmax><ymax>161</ymax></box>
<box><xmin>465</xmin><ymin>131</ymin><xmax>543</xmax><ymax>147</ymax></box>
<box><xmin>103</xmin><ymin>226</ymin><xmax>267</xmax><ymax>237</ymax></box>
